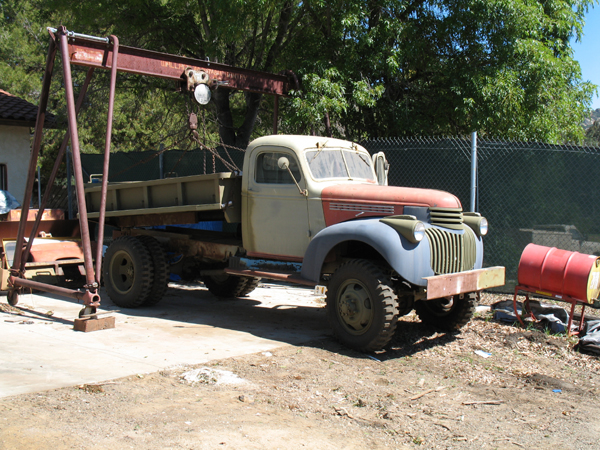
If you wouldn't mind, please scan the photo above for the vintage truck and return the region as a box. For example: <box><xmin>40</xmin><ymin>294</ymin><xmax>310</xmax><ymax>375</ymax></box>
<box><xmin>85</xmin><ymin>134</ymin><xmax>504</xmax><ymax>351</ymax></box>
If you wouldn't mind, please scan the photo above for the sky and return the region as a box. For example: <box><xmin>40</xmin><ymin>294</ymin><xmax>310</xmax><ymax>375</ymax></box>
<box><xmin>573</xmin><ymin>5</ymin><xmax>600</xmax><ymax>110</ymax></box>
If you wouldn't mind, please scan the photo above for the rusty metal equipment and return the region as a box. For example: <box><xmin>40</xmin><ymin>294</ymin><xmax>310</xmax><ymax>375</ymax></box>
<box><xmin>6</xmin><ymin>26</ymin><xmax>293</xmax><ymax>315</ymax></box>
<box><xmin>513</xmin><ymin>243</ymin><xmax>600</xmax><ymax>334</ymax></box>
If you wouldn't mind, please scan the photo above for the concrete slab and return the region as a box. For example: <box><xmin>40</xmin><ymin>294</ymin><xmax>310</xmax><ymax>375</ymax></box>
<box><xmin>0</xmin><ymin>281</ymin><xmax>329</xmax><ymax>398</ymax></box>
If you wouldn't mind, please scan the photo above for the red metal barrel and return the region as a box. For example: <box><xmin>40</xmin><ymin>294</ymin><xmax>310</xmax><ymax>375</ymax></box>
<box><xmin>517</xmin><ymin>243</ymin><xmax>600</xmax><ymax>303</ymax></box>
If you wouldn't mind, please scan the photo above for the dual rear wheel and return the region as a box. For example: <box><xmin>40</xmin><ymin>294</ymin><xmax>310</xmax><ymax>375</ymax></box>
<box><xmin>102</xmin><ymin>235</ymin><xmax>260</xmax><ymax>307</ymax></box>
<box><xmin>103</xmin><ymin>235</ymin><xmax>168</xmax><ymax>308</ymax></box>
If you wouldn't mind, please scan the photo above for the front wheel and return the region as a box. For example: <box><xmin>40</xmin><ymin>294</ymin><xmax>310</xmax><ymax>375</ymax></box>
<box><xmin>414</xmin><ymin>292</ymin><xmax>478</xmax><ymax>331</ymax></box>
<box><xmin>326</xmin><ymin>259</ymin><xmax>399</xmax><ymax>352</ymax></box>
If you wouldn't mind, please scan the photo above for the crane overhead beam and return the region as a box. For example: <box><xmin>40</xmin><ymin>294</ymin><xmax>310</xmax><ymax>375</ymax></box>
<box><xmin>50</xmin><ymin>28</ymin><xmax>291</xmax><ymax>96</ymax></box>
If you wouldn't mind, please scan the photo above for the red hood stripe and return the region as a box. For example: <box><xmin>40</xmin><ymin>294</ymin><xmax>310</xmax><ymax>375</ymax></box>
<box><xmin>321</xmin><ymin>184</ymin><xmax>461</xmax><ymax>226</ymax></box>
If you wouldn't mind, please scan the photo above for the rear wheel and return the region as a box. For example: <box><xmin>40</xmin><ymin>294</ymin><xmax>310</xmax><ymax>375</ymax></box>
<box><xmin>203</xmin><ymin>273</ymin><xmax>259</xmax><ymax>298</ymax></box>
<box><xmin>238</xmin><ymin>277</ymin><xmax>261</xmax><ymax>297</ymax></box>
<box><xmin>103</xmin><ymin>236</ymin><xmax>154</xmax><ymax>308</ymax></box>
<box><xmin>414</xmin><ymin>292</ymin><xmax>478</xmax><ymax>331</ymax></box>
<box><xmin>136</xmin><ymin>235</ymin><xmax>169</xmax><ymax>306</ymax></box>
<box><xmin>326</xmin><ymin>259</ymin><xmax>399</xmax><ymax>351</ymax></box>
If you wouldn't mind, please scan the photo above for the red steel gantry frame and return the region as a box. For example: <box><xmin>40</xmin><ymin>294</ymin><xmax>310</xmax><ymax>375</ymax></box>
<box><xmin>7</xmin><ymin>26</ymin><xmax>291</xmax><ymax>314</ymax></box>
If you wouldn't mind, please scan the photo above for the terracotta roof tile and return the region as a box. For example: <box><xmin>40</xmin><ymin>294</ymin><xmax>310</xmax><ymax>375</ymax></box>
<box><xmin>0</xmin><ymin>89</ymin><xmax>57</xmax><ymax>128</ymax></box>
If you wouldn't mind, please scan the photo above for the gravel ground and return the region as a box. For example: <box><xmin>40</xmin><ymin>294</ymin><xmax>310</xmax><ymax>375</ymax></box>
<box><xmin>1</xmin><ymin>292</ymin><xmax>599</xmax><ymax>449</ymax></box>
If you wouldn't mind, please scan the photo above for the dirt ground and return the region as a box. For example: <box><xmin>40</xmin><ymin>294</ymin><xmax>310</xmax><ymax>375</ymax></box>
<box><xmin>1</xmin><ymin>292</ymin><xmax>599</xmax><ymax>450</ymax></box>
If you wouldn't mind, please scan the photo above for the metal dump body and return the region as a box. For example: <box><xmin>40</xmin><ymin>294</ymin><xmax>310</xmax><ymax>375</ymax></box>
<box><xmin>84</xmin><ymin>172</ymin><xmax>242</xmax><ymax>226</ymax></box>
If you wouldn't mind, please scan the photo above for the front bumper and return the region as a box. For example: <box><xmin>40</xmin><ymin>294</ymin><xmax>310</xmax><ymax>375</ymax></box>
<box><xmin>423</xmin><ymin>266</ymin><xmax>505</xmax><ymax>300</ymax></box>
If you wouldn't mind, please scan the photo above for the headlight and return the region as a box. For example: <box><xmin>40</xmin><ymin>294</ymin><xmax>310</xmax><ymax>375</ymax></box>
<box><xmin>463</xmin><ymin>212</ymin><xmax>488</xmax><ymax>237</ymax></box>
<box><xmin>380</xmin><ymin>215</ymin><xmax>426</xmax><ymax>243</ymax></box>
<box><xmin>413</xmin><ymin>221</ymin><xmax>426</xmax><ymax>242</ymax></box>
<box><xmin>479</xmin><ymin>217</ymin><xmax>488</xmax><ymax>236</ymax></box>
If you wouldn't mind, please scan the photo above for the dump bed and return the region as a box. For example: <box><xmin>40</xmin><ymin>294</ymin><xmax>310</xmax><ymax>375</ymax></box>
<box><xmin>84</xmin><ymin>172</ymin><xmax>242</xmax><ymax>227</ymax></box>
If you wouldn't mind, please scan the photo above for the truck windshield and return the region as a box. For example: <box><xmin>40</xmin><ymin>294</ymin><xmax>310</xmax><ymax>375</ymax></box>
<box><xmin>305</xmin><ymin>148</ymin><xmax>375</xmax><ymax>181</ymax></box>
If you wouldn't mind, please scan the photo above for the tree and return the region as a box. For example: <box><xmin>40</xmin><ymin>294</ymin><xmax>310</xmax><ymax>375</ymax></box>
<box><xmin>278</xmin><ymin>0</ymin><xmax>596</xmax><ymax>142</ymax></box>
<box><xmin>2</xmin><ymin>0</ymin><xmax>597</xmax><ymax>154</ymax></box>
<box><xmin>585</xmin><ymin>120</ymin><xmax>600</xmax><ymax>146</ymax></box>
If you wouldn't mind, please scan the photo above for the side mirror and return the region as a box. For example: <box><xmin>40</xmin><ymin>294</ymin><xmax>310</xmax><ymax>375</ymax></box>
<box><xmin>277</xmin><ymin>156</ymin><xmax>306</xmax><ymax>197</ymax></box>
<box><xmin>278</xmin><ymin>156</ymin><xmax>290</xmax><ymax>170</ymax></box>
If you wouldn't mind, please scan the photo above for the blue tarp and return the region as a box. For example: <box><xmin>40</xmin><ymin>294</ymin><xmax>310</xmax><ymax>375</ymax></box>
<box><xmin>0</xmin><ymin>190</ymin><xmax>20</xmax><ymax>214</ymax></box>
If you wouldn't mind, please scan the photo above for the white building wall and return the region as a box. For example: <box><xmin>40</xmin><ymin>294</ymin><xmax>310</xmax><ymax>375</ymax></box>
<box><xmin>0</xmin><ymin>125</ymin><xmax>31</xmax><ymax>203</ymax></box>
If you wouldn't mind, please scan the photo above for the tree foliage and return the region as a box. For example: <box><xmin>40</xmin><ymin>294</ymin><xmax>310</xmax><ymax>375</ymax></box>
<box><xmin>0</xmin><ymin>0</ymin><xmax>597</xmax><ymax>159</ymax></box>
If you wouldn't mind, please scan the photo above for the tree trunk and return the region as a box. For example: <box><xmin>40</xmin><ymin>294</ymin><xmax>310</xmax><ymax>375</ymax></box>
<box><xmin>212</xmin><ymin>88</ymin><xmax>262</xmax><ymax>149</ymax></box>
<box><xmin>212</xmin><ymin>89</ymin><xmax>236</xmax><ymax>147</ymax></box>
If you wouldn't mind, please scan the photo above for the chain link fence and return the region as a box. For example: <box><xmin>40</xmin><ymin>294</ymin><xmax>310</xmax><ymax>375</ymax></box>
<box><xmin>52</xmin><ymin>136</ymin><xmax>600</xmax><ymax>293</ymax></box>
<box><xmin>363</xmin><ymin>137</ymin><xmax>600</xmax><ymax>291</ymax></box>
<box><xmin>79</xmin><ymin>147</ymin><xmax>245</xmax><ymax>183</ymax></box>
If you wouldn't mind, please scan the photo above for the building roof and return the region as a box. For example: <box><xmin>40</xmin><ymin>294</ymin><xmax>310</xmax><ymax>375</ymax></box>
<box><xmin>0</xmin><ymin>89</ymin><xmax>57</xmax><ymax>128</ymax></box>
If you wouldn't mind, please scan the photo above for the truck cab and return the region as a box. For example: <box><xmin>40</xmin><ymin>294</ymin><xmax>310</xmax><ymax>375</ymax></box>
<box><xmin>241</xmin><ymin>135</ymin><xmax>377</xmax><ymax>260</ymax></box>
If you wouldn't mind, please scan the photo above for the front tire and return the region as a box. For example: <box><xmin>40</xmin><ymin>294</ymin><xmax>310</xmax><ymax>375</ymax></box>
<box><xmin>103</xmin><ymin>236</ymin><xmax>154</xmax><ymax>308</ymax></box>
<box><xmin>414</xmin><ymin>292</ymin><xmax>478</xmax><ymax>331</ymax></box>
<box><xmin>326</xmin><ymin>259</ymin><xmax>399</xmax><ymax>352</ymax></box>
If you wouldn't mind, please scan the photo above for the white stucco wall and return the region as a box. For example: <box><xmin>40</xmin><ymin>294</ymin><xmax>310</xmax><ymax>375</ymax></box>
<box><xmin>0</xmin><ymin>125</ymin><xmax>31</xmax><ymax>203</ymax></box>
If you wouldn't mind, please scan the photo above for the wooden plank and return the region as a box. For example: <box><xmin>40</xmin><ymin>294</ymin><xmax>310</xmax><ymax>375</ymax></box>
<box><xmin>425</xmin><ymin>266</ymin><xmax>505</xmax><ymax>299</ymax></box>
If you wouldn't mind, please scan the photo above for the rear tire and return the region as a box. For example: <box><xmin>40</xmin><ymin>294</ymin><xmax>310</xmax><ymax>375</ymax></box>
<box><xmin>204</xmin><ymin>274</ymin><xmax>259</xmax><ymax>298</ymax></box>
<box><xmin>238</xmin><ymin>277</ymin><xmax>261</xmax><ymax>297</ymax></box>
<box><xmin>414</xmin><ymin>292</ymin><xmax>478</xmax><ymax>331</ymax></box>
<box><xmin>326</xmin><ymin>259</ymin><xmax>399</xmax><ymax>352</ymax></box>
<box><xmin>136</xmin><ymin>235</ymin><xmax>169</xmax><ymax>306</ymax></box>
<box><xmin>103</xmin><ymin>236</ymin><xmax>154</xmax><ymax>308</ymax></box>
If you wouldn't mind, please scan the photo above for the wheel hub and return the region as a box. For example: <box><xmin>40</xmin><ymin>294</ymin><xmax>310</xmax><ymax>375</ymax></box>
<box><xmin>337</xmin><ymin>281</ymin><xmax>373</xmax><ymax>334</ymax></box>
<box><xmin>110</xmin><ymin>250</ymin><xmax>135</xmax><ymax>294</ymax></box>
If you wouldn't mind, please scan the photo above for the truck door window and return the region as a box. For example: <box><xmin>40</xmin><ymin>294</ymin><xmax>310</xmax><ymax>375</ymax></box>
<box><xmin>255</xmin><ymin>152</ymin><xmax>302</xmax><ymax>184</ymax></box>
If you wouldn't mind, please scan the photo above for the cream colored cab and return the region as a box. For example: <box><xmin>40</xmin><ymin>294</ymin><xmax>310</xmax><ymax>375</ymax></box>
<box><xmin>241</xmin><ymin>135</ymin><xmax>378</xmax><ymax>260</ymax></box>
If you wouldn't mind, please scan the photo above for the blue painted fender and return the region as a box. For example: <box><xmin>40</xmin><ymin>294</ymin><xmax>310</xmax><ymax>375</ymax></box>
<box><xmin>300</xmin><ymin>218</ymin><xmax>484</xmax><ymax>286</ymax></box>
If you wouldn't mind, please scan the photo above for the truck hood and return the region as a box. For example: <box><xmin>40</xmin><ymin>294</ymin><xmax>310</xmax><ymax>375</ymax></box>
<box><xmin>321</xmin><ymin>184</ymin><xmax>462</xmax><ymax>227</ymax></box>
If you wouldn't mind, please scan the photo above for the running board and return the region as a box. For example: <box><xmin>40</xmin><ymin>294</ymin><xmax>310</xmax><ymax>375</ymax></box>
<box><xmin>224</xmin><ymin>268</ymin><xmax>316</xmax><ymax>287</ymax></box>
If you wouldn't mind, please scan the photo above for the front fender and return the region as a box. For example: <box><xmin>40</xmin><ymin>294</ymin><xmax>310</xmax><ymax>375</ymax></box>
<box><xmin>301</xmin><ymin>218</ymin><xmax>484</xmax><ymax>286</ymax></box>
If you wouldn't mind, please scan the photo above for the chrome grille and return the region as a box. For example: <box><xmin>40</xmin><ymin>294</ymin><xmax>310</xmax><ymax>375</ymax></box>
<box><xmin>429</xmin><ymin>207</ymin><xmax>463</xmax><ymax>230</ymax></box>
<box><xmin>462</xmin><ymin>227</ymin><xmax>477</xmax><ymax>270</ymax></box>
<box><xmin>426</xmin><ymin>227</ymin><xmax>477</xmax><ymax>274</ymax></box>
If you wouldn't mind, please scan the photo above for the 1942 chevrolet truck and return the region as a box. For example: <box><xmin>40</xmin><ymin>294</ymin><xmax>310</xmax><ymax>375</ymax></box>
<box><xmin>85</xmin><ymin>134</ymin><xmax>505</xmax><ymax>351</ymax></box>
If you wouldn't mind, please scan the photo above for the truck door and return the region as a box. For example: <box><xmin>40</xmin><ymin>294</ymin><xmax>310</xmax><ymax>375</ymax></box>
<box><xmin>243</xmin><ymin>147</ymin><xmax>309</xmax><ymax>260</ymax></box>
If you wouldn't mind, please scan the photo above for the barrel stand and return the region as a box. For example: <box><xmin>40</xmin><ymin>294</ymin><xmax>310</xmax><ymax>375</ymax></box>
<box><xmin>513</xmin><ymin>285</ymin><xmax>591</xmax><ymax>336</ymax></box>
